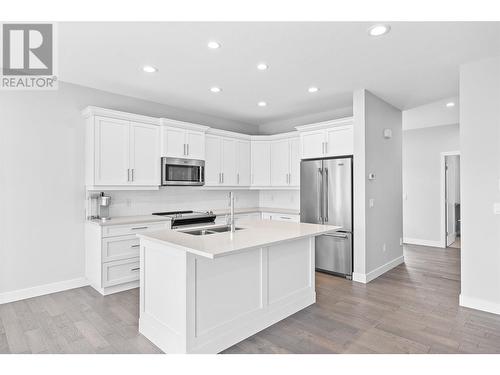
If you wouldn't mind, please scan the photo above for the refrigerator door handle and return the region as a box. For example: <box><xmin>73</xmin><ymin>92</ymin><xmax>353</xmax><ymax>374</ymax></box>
<box><xmin>318</xmin><ymin>167</ymin><xmax>323</xmax><ymax>222</ymax></box>
<box><xmin>324</xmin><ymin>167</ymin><xmax>329</xmax><ymax>222</ymax></box>
<box><xmin>324</xmin><ymin>233</ymin><xmax>348</xmax><ymax>239</ymax></box>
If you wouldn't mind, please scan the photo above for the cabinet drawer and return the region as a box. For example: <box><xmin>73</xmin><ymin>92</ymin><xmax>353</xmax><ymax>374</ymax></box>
<box><xmin>272</xmin><ymin>214</ymin><xmax>300</xmax><ymax>222</ymax></box>
<box><xmin>102</xmin><ymin>258</ymin><xmax>140</xmax><ymax>287</ymax></box>
<box><xmin>102</xmin><ymin>221</ymin><xmax>169</xmax><ymax>238</ymax></box>
<box><xmin>102</xmin><ymin>235</ymin><xmax>140</xmax><ymax>263</ymax></box>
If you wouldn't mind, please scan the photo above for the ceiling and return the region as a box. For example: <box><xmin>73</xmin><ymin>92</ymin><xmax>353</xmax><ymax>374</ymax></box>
<box><xmin>59</xmin><ymin>22</ymin><xmax>500</xmax><ymax>127</ymax></box>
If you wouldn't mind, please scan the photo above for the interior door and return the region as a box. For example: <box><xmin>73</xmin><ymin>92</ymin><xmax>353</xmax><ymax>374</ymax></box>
<box><xmin>300</xmin><ymin>159</ymin><xmax>323</xmax><ymax>224</ymax></box>
<box><xmin>323</xmin><ymin>157</ymin><xmax>352</xmax><ymax>231</ymax></box>
<box><xmin>445</xmin><ymin>155</ymin><xmax>459</xmax><ymax>246</ymax></box>
<box><xmin>94</xmin><ymin>116</ymin><xmax>130</xmax><ymax>186</ymax></box>
<box><xmin>186</xmin><ymin>130</ymin><xmax>205</xmax><ymax>160</ymax></box>
<box><xmin>236</xmin><ymin>140</ymin><xmax>251</xmax><ymax>186</ymax></box>
<box><xmin>270</xmin><ymin>139</ymin><xmax>289</xmax><ymax>186</ymax></box>
<box><xmin>221</xmin><ymin>138</ymin><xmax>237</xmax><ymax>186</ymax></box>
<box><xmin>204</xmin><ymin>135</ymin><xmax>222</xmax><ymax>186</ymax></box>
<box><xmin>129</xmin><ymin>122</ymin><xmax>160</xmax><ymax>185</ymax></box>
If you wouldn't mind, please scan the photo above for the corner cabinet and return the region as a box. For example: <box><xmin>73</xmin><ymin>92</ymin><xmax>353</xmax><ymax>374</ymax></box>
<box><xmin>83</xmin><ymin>107</ymin><xmax>161</xmax><ymax>190</ymax></box>
<box><xmin>160</xmin><ymin>119</ymin><xmax>208</xmax><ymax>160</ymax></box>
<box><xmin>204</xmin><ymin>130</ymin><xmax>251</xmax><ymax>187</ymax></box>
<box><xmin>296</xmin><ymin>117</ymin><xmax>353</xmax><ymax>159</ymax></box>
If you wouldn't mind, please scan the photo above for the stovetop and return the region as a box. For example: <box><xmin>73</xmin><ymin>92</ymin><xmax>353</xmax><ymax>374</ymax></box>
<box><xmin>152</xmin><ymin>210</ymin><xmax>216</xmax><ymax>228</ymax></box>
<box><xmin>152</xmin><ymin>210</ymin><xmax>214</xmax><ymax>219</ymax></box>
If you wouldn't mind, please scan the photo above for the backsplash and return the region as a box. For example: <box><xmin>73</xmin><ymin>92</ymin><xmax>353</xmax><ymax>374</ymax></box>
<box><xmin>102</xmin><ymin>188</ymin><xmax>260</xmax><ymax>217</ymax></box>
<box><xmin>259</xmin><ymin>190</ymin><xmax>300</xmax><ymax>210</ymax></box>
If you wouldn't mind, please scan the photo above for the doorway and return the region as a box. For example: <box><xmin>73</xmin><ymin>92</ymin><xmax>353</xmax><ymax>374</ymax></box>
<box><xmin>441</xmin><ymin>152</ymin><xmax>461</xmax><ymax>248</ymax></box>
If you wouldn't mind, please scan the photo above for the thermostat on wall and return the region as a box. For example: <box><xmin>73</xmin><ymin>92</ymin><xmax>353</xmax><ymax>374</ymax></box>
<box><xmin>383</xmin><ymin>128</ymin><xmax>392</xmax><ymax>139</ymax></box>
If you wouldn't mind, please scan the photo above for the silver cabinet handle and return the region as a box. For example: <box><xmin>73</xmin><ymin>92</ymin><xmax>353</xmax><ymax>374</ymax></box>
<box><xmin>322</xmin><ymin>142</ymin><xmax>324</xmax><ymax>154</ymax></box>
<box><xmin>131</xmin><ymin>267</ymin><xmax>140</xmax><ymax>272</ymax></box>
<box><xmin>127</xmin><ymin>168</ymin><xmax>131</xmax><ymax>182</ymax></box>
<box><xmin>237</xmin><ymin>173</ymin><xmax>240</xmax><ymax>184</ymax></box>
<box><xmin>187</xmin><ymin>144</ymin><xmax>189</xmax><ymax>155</ymax></box>
<box><xmin>324</xmin><ymin>167</ymin><xmax>329</xmax><ymax>222</ymax></box>
<box><xmin>280</xmin><ymin>216</ymin><xmax>291</xmax><ymax>220</ymax></box>
<box><xmin>130</xmin><ymin>244</ymin><xmax>140</xmax><ymax>248</ymax></box>
<box><xmin>131</xmin><ymin>226</ymin><xmax>148</xmax><ymax>230</ymax></box>
<box><xmin>325</xmin><ymin>142</ymin><xmax>328</xmax><ymax>154</ymax></box>
<box><xmin>318</xmin><ymin>168</ymin><xmax>323</xmax><ymax>222</ymax></box>
<box><xmin>131</xmin><ymin>168</ymin><xmax>134</xmax><ymax>182</ymax></box>
<box><xmin>222</xmin><ymin>173</ymin><xmax>224</xmax><ymax>184</ymax></box>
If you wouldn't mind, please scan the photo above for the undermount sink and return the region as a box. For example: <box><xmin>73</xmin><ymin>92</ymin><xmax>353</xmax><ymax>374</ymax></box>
<box><xmin>181</xmin><ymin>226</ymin><xmax>244</xmax><ymax>236</ymax></box>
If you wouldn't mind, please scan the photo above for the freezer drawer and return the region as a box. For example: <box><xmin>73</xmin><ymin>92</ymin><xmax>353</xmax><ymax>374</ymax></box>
<box><xmin>315</xmin><ymin>232</ymin><xmax>352</xmax><ymax>277</ymax></box>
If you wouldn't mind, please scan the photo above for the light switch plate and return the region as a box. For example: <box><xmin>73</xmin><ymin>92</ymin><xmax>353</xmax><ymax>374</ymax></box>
<box><xmin>369</xmin><ymin>198</ymin><xmax>375</xmax><ymax>208</ymax></box>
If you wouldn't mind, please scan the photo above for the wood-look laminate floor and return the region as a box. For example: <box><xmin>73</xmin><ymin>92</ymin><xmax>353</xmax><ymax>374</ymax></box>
<box><xmin>1</xmin><ymin>245</ymin><xmax>500</xmax><ymax>354</ymax></box>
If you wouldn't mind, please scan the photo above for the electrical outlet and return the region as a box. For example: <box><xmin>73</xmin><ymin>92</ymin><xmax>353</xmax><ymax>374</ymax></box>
<box><xmin>382</xmin><ymin>243</ymin><xmax>387</xmax><ymax>252</ymax></box>
<box><xmin>369</xmin><ymin>198</ymin><xmax>375</xmax><ymax>208</ymax></box>
<box><xmin>494</xmin><ymin>203</ymin><xmax>500</xmax><ymax>215</ymax></box>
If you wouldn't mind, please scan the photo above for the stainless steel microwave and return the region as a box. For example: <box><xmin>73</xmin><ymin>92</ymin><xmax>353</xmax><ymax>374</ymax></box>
<box><xmin>161</xmin><ymin>157</ymin><xmax>205</xmax><ymax>186</ymax></box>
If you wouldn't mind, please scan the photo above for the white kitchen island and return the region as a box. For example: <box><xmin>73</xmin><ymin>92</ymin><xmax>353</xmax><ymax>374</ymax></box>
<box><xmin>137</xmin><ymin>219</ymin><xmax>340</xmax><ymax>354</ymax></box>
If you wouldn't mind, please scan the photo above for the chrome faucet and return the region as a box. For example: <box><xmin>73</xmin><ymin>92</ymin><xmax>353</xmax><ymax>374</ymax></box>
<box><xmin>228</xmin><ymin>191</ymin><xmax>235</xmax><ymax>232</ymax></box>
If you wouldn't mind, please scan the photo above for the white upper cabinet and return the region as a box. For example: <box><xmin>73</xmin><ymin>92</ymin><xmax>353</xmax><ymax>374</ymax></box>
<box><xmin>94</xmin><ymin>116</ymin><xmax>130</xmax><ymax>186</ymax></box>
<box><xmin>129</xmin><ymin>122</ymin><xmax>160</xmax><ymax>186</ymax></box>
<box><xmin>251</xmin><ymin>141</ymin><xmax>271</xmax><ymax>187</ymax></box>
<box><xmin>84</xmin><ymin>108</ymin><xmax>161</xmax><ymax>190</ymax></box>
<box><xmin>160</xmin><ymin>119</ymin><xmax>208</xmax><ymax>160</ymax></box>
<box><xmin>205</xmin><ymin>133</ymin><xmax>249</xmax><ymax>187</ymax></box>
<box><xmin>296</xmin><ymin>117</ymin><xmax>354</xmax><ymax>159</ymax></box>
<box><xmin>270</xmin><ymin>136</ymin><xmax>300</xmax><ymax>187</ymax></box>
<box><xmin>236</xmin><ymin>140</ymin><xmax>251</xmax><ymax>186</ymax></box>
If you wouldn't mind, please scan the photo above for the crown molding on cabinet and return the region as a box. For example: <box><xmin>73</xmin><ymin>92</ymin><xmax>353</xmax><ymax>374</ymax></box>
<box><xmin>82</xmin><ymin>106</ymin><xmax>161</xmax><ymax>126</ymax></box>
<box><xmin>295</xmin><ymin>116</ymin><xmax>353</xmax><ymax>132</ymax></box>
<box><xmin>160</xmin><ymin>118</ymin><xmax>210</xmax><ymax>133</ymax></box>
<box><xmin>207</xmin><ymin>127</ymin><xmax>252</xmax><ymax>140</ymax></box>
<box><xmin>250</xmin><ymin>131</ymin><xmax>299</xmax><ymax>141</ymax></box>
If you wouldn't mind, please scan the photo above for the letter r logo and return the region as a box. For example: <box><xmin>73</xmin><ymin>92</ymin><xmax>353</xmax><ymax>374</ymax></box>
<box><xmin>2</xmin><ymin>24</ymin><xmax>53</xmax><ymax>75</ymax></box>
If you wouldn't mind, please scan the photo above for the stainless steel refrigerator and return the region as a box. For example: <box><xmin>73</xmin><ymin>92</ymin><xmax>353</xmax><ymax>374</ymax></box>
<box><xmin>300</xmin><ymin>157</ymin><xmax>353</xmax><ymax>278</ymax></box>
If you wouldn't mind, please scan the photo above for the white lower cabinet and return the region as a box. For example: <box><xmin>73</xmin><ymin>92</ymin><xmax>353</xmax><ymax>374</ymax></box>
<box><xmin>85</xmin><ymin>221</ymin><xmax>170</xmax><ymax>295</ymax></box>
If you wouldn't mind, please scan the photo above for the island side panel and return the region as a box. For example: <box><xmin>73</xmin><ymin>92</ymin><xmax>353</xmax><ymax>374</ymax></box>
<box><xmin>186</xmin><ymin>236</ymin><xmax>316</xmax><ymax>354</ymax></box>
<box><xmin>139</xmin><ymin>239</ymin><xmax>188</xmax><ymax>353</ymax></box>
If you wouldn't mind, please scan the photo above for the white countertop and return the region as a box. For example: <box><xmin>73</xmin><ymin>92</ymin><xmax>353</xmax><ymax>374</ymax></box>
<box><xmin>88</xmin><ymin>215</ymin><xmax>171</xmax><ymax>226</ymax></box>
<box><xmin>138</xmin><ymin>219</ymin><xmax>340</xmax><ymax>259</ymax></box>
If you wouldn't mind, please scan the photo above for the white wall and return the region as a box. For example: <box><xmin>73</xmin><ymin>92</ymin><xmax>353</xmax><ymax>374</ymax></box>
<box><xmin>259</xmin><ymin>190</ymin><xmax>300</xmax><ymax>210</ymax></box>
<box><xmin>353</xmin><ymin>89</ymin><xmax>403</xmax><ymax>282</ymax></box>
<box><xmin>459</xmin><ymin>56</ymin><xmax>500</xmax><ymax>315</ymax></box>
<box><xmin>403</xmin><ymin>124</ymin><xmax>460</xmax><ymax>246</ymax></box>
<box><xmin>258</xmin><ymin>106</ymin><xmax>353</xmax><ymax>135</ymax></box>
<box><xmin>403</xmin><ymin>96</ymin><xmax>459</xmax><ymax>130</ymax></box>
<box><xmin>0</xmin><ymin>82</ymin><xmax>256</xmax><ymax>297</ymax></box>
<box><xmin>105</xmin><ymin>188</ymin><xmax>259</xmax><ymax>217</ymax></box>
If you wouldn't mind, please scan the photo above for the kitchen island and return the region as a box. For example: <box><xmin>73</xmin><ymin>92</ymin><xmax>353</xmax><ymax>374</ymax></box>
<box><xmin>137</xmin><ymin>219</ymin><xmax>340</xmax><ymax>354</ymax></box>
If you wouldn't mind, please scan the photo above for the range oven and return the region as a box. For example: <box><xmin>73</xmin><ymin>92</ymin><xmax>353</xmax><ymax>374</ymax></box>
<box><xmin>161</xmin><ymin>157</ymin><xmax>205</xmax><ymax>186</ymax></box>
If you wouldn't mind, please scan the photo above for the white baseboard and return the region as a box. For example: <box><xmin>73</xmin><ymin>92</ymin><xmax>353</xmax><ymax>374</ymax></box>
<box><xmin>459</xmin><ymin>294</ymin><xmax>500</xmax><ymax>315</ymax></box>
<box><xmin>403</xmin><ymin>237</ymin><xmax>443</xmax><ymax>248</ymax></box>
<box><xmin>352</xmin><ymin>255</ymin><xmax>405</xmax><ymax>284</ymax></box>
<box><xmin>0</xmin><ymin>277</ymin><xmax>89</xmax><ymax>305</ymax></box>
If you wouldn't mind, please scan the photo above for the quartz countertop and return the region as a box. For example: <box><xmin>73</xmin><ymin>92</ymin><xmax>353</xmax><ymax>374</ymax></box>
<box><xmin>87</xmin><ymin>215</ymin><xmax>171</xmax><ymax>226</ymax></box>
<box><xmin>138</xmin><ymin>219</ymin><xmax>340</xmax><ymax>259</ymax></box>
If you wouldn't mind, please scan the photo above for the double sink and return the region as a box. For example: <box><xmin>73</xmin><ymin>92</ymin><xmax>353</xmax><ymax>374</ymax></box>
<box><xmin>181</xmin><ymin>225</ymin><xmax>244</xmax><ymax>236</ymax></box>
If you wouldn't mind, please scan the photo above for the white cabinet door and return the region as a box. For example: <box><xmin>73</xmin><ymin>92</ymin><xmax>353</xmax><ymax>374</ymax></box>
<box><xmin>94</xmin><ymin>116</ymin><xmax>130</xmax><ymax>186</ymax></box>
<box><xmin>325</xmin><ymin>125</ymin><xmax>353</xmax><ymax>157</ymax></box>
<box><xmin>270</xmin><ymin>140</ymin><xmax>289</xmax><ymax>186</ymax></box>
<box><xmin>161</xmin><ymin>126</ymin><xmax>186</xmax><ymax>158</ymax></box>
<box><xmin>204</xmin><ymin>135</ymin><xmax>222</xmax><ymax>186</ymax></box>
<box><xmin>221</xmin><ymin>138</ymin><xmax>237</xmax><ymax>186</ymax></box>
<box><xmin>129</xmin><ymin>122</ymin><xmax>160</xmax><ymax>186</ymax></box>
<box><xmin>186</xmin><ymin>130</ymin><xmax>205</xmax><ymax>160</ymax></box>
<box><xmin>236</xmin><ymin>140</ymin><xmax>251</xmax><ymax>186</ymax></box>
<box><xmin>289</xmin><ymin>138</ymin><xmax>300</xmax><ymax>186</ymax></box>
<box><xmin>300</xmin><ymin>130</ymin><xmax>325</xmax><ymax>159</ymax></box>
<box><xmin>251</xmin><ymin>141</ymin><xmax>271</xmax><ymax>186</ymax></box>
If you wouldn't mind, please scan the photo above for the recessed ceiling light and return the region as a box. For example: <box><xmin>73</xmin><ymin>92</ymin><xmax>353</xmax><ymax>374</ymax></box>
<box><xmin>210</xmin><ymin>87</ymin><xmax>222</xmax><ymax>93</ymax></box>
<box><xmin>446</xmin><ymin>102</ymin><xmax>455</xmax><ymax>108</ymax></box>
<box><xmin>257</xmin><ymin>101</ymin><xmax>267</xmax><ymax>107</ymax></box>
<box><xmin>368</xmin><ymin>24</ymin><xmax>391</xmax><ymax>37</ymax></box>
<box><xmin>308</xmin><ymin>87</ymin><xmax>319</xmax><ymax>93</ymax></box>
<box><xmin>207</xmin><ymin>41</ymin><xmax>221</xmax><ymax>49</ymax></box>
<box><xmin>257</xmin><ymin>63</ymin><xmax>268</xmax><ymax>71</ymax></box>
<box><xmin>142</xmin><ymin>65</ymin><xmax>157</xmax><ymax>73</ymax></box>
